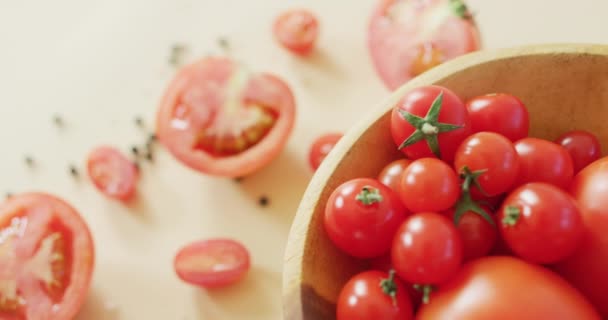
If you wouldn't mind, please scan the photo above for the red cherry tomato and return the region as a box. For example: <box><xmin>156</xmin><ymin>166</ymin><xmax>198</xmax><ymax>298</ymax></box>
<box><xmin>392</xmin><ymin>212</ymin><xmax>463</xmax><ymax>286</ymax></box>
<box><xmin>325</xmin><ymin>178</ymin><xmax>409</xmax><ymax>258</ymax></box>
<box><xmin>377</xmin><ymin>159</ymin><xmax>412</xmax><ymax>193</ymax></box>
<box><xmin>417</xmin><ymin>257</ymin><xmax>601</xmax><ymax>320</ymax></box>
<box><xmin>454</xmin><ymin>132</ymin><xmax>520</xmax><ymax>196</ymax></box>
<box><xmin>0</xmin><ymin>193</ymin><xmax>94</xmax><ymax>320</ymax></box>
<box><xmin>557</xmin><ymin>156</ymin><xmax>608</xmax><ymax>317</ymax></box>
<box><xmin>174</xmin><ymin>239</ymin><xmax>250</xmax><ymax>288</ymax></box>
<box><xmin>498</xmin><ymin>183</ymin><xmax>584</xmax><ymax>264</ymax></box>
<box><xmin>87</xmin><ymin>146</ymin><xmax>139</xmax><ymax>201</ymax></box>
<box><xmin>369</xmin><ymin>0</ymin><xmax>481</xmax><ymax>89</ymax></box>
<box><xmin>555</xmin><ymin>130</ymin><xmax>601</xmax><ymax>173</ymax></box>
<box><xmin>514</xmin><ymin>138</ymin><xmax>574</xmax><ymax>189</ymax></box>
<box><xmin>156</xmin><ymin>57</ymin><xmax>295</xmax><ymax>177</ymax></box>
<box><xmin>390</xmin><ymin>86</ymin><xmax>471</xmax><ymax>163</ymax></box>
<box><xmin>445</xmin><ymin>206</ymin><xmax>497</xmax><ymax>261</ymax></box>
<box><xmin>466</xmin><ymin>93</ymin><xmax>529</xmax><ymax>141</ymax></box>
<box><xmin>337</xmin><ymin>271</ymin><xmax>413</xmax><ymax>320</ymax></box>
<box><xmin>399</xmin><ymin>158</ymin><xmax>460</xmax><ymax>213</ymax></box>
<box><xmin>367</xmin><ymin>255</ymin><xmax>424</xmax><ymax>311</ymax></box>
<box><xmin>308</xmin><ymin>133</ymin><xmax>342</xmax><ymax>171</ymax></box>
<box><xmin>273</xmin><ymin>9</ymin><xmax>319</xmax><ymax>56</ymax></box>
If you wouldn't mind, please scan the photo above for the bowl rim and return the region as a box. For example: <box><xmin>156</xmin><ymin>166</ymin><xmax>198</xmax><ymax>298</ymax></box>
<box><xmin>282</xmin><ymin>43</ymin><xmax>608</xmax><ymax>318</ymax></box>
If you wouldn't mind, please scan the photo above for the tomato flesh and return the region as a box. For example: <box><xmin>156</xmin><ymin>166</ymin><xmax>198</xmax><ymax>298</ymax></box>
<box><xmin>174</xmin><ymin>239</ymin><xmax>250</xmax><ymax>289</ymax></box>
<box><xmin>157</xmin><ymin>57</ymin><xmax>295</xmax><ymax>177</ymax></box>
<box><xmin>0</xmin><ymin>194</ymin><xmax>94</xmax><ymax>320</ymax></box>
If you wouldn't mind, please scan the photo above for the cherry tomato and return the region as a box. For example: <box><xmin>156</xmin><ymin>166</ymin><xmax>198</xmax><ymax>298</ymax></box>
<box><xmin>368</xmin><ymin>255</ymin><xmax>424</xmax><ymax>311</ymax></box>
<box><xmin>324</xmin><ymin>178</ymin><xmax>408</xmax><ymax>258</ymax></box>
<box><xmin>273</xmin><ymin>9</ymin><xmax>319</xmax><ymax>56</ymax></box>
<box><xmin>498</xmin><ymin>183</ymin><xmax>583</xmax><ymax>264</ymax></box>
<box><xmin>390</xmin><ymin>86</ymin><xmax>471</xmax><ymax>163</ymax></box>
<box><xmin>417</xmin><ymin>257</ymin><xmax>601</xmax><ymax>320</ymax></box>
<box><xmin>454</xmin><ymin>132</ymin><xmax>519</xmax><ymax>196</ymax></box>
<box><xmin>308</xmin><ymin>133</ymin><xmax>342</xmax><ymax>171</ymax></box>
<box><xmin>392</xmin><ymin>212</ymin><xmax>463</xmax><ymax>286</ymax></box>
<box><xmin>399</xmin><ymin>158</ymin><xmax>460</xmax><ymax>212</ymax></box>
<box><xmin>466</xmin><ymin>93</ymin><xmax>529</xmax><ymax>141</ymax></box>
<box><xmin>514</xmin><ymin>137</ymin><xmax>574</xmax><ymax>189</ymax></box>
<box><xmin>377</xmin><ymin>159</ymin><xmax>412</xmax><ymax>193</ymax></box>
<box><xmin>87</xmin><ymin>146</ymin><xmax>139</xmax><ymax>201</ymax></box>
<box><xmin>557</xmin><ymin>156</ymin><xmax>608</xmax><ymax>317</ymax></box>
<box><xmin>337</xmin><ymin>270</ymin><xmax>413</xmax><ymax>320</ymax></box>
<box><xmin>369</xmin><ymin>0</ymin><xmax>480</xmax><ymax>89</ymax></box>
<box><xmin>555</xmin><ymin>130</ymin><xmax>601</xmax><ymax>173</ymax></box>
<box><xmin>174</xmin><ymin>238</ymin><xmax>250</xmax><ymax>288</ymax></box>
<box><xmin>445</xmin><ymin>206</ymin><xmax>497</xmax><ymax>261</ymax></box>
<box><xmin>0</xmin><ymin>193</ymin><xmax>95</xmax><ymax>320</ymax></box>
<box><xmin>156</xmin><ymin>57</ymin><xmax>295</xmax><ymax>177</ymax></box>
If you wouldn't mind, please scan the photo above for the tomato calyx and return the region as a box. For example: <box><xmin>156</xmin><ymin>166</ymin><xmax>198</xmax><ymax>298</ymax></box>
<box><xmin>449</xmin><ymin>0</ymin><xmax>472</xmax><ymax>20</ymax></box>
<box><xmin>413</xmin><ymin>284</ymin><xmax>435</xmax><ymax>304</ymax></box>
<box><xmin>356</xmin><ymin>186</ymin><xmax>383</xmax><ymax>205</ymax></box>
<box><xmin>454</xmin><ymin>166</ymin><xmax>495</xmax><ymax>226</ymax></box>
<box><xmin>502</xmin><ymin>206</ymin><xmax>521</xmax><ymax>226</ymax></box>
<box><xmin>379</xmin><ymin>269</ymin><xmax>398</xmax><ymax>306</ymax></box>
<box><xmin>397</xmin><ymin>92</ymin><xmax>463</xmax><ymax>158</ymax></box>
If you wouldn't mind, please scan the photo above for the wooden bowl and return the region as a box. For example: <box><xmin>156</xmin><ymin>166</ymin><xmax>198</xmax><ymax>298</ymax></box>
<box><xmin>283</xmin><ymin>43</ymin><xmax>608</xmax><ymax>319</ymax></box>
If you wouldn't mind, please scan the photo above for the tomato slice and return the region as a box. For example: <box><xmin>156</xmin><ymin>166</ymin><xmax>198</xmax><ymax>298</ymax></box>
<box><xmin>156</xmin><ymin>57</ymin><xmax>296</xmax><ymax>177</ymax></box>
<box><xmin>369</xmin><ymin>0</ymin><xmax>481</xmax><ymax>89</ymax></box>
<box><xmin>308</xmin><ymin>133</ymin><xmax>342</xmax><ymax>171</ymax></box>
<box><xmin>273</xmin><ymin>9</ymin><xmax>319</xmax><ymax>56</ymax></box>
<box><xmin>86</xmin><ymin>146</ymin><xmax>138</xmax><ymax>202</ymax></box>
<box><xmin>0</xmin><ymin>193</ymin><xmax>94</xmax><ymax>320</ymax></box>
<box><xmin>173</xmin><ymin>239</ymin><xmax>250</xmax><ymax>289</ymax></box>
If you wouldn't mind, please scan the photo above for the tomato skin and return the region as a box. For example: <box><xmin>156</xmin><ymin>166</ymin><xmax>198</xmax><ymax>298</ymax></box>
<box><xmin>392</xmin><ymin>212</ymin><xmax>463</xmax><ymax>285</ymax></box>
<box><xmin>555</xmin><ymin>130</ymin><xmax>601</xmax><ymax>173</ymax></box>
<box><xmin>174</xmin><ymin>239</ymin><xmax>250</xmax><ymax>288</ymax></box>
<box><xmin>417</xmin><ymin>256</ymin><xmax>601</xmax><ymax>320</ymax></box>
<box><xmin>377</xmin><ymin>159</ymin><xmax>412</xmax><ymax>194</ymax></box>
<box><xmin>324</xmin><ymin>178</ymin><xmax>409</xmax><ymax>258</ymax></box>
<box><xmin>87</xmin><ymin>146</ymin><xmax>139</xmax><ymax>201</ymax></box>
<box><xmin>454</xmin><ymin>132</ymin><xmax>519</xmax><ymax>196</ymax></box>
<box><xmin>556</xmin><ymin>156</ymin><xmax>608</xmax><ymax>317</ymax></box>
<box><xmin>466</xmin><ymin>93</ymin><xmax>529</xmax><ymax>141</ymax></box>
<box><xmin>391</xmin><ymin>86</ymin><xmax>470</xmax><ymax>163</ymax></box>
<box><xmin>337</xmin><ymin>271</ymin><xmax>413</xmax><ymax>320</ymax></box>
<box><xmin>0</xmin><ymin>193</ymin><xmax>95</xmax><ymax>320</ymax></box>
<box><xmin>514</xmin><ymin>137</ymin><xmax>574</xmax><ymax>189</ymax></box>
<box><xmin>399</xmin><ymin>158</ymin><xmax>460</xmax><ymax>213</ymax></box>
<box><xmin>156</xmin><ymin>57</ymin><xmax>295</xmax><ymax>177</ymax></box>
<box><xmin>445</xmin><ymin>207</ymin><xmax>497</xmax><ymax>261</ymax></box>
<box><xmin>498</xmin><ymin>183</ymin><xmax>583</xmax><ymax>264</ymax></box>
<box><xmin>273</xmin><ymin>9</ymin><xmax>319</xmax><ymax>56</ymax></box>
<box><xmin>308</xmin><ymin>133</ymin><xmax>342</xmax><ymax>171</ymax></box>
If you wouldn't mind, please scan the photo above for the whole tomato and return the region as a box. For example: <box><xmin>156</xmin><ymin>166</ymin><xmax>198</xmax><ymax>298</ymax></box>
<box><xmin>556</xmin><ymin>156</ymin><xmax>608</xmax><ymax>317</ymax></box>
<box><xmin>417</xmin><ymin>257</ymin><xmax>601</xmax><ymax>319</ymax></box>
<box><xmin>390</xmin><ymin>85</ymin><xmax>470</xmax><ymax>163</ymax></box>
<box><xmin>399</xmin><ymin>158</ymin><xmax>460</xmax><ymax>213</ymax></box>
<box><xmin>337</xmin><ymin>270</ymin><xmax>413</xmax><ymax>320</ymax></box>
<box><xmin>555</xmin><ymin>130</ymin><xmax>601</xmax><ymax>173</ymax></box>
<box><xmin>514</xmin><ymin>137</ymin><xmax>574</xmax><ymax>189</ymax></box>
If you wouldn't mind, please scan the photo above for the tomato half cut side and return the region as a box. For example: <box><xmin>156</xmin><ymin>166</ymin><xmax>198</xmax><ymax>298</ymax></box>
<box><xmin>369</xmin><ymin>0</ymin><xmax>481</xmax><ymax>89</ymax></box>
<box><xmin>87</xmin><ymin>146</ymin><xmax>139</xmax><ymax>201</ymax></box>
<box><xmin>156</xmin><ymin>57</ymin><xmax>296</xmax><ymax>177</ymax></box>
<box><xmin>273</xmin><ymin>9</ymin><xmax>319</xmax><ymax>56</ymax></box>
<box><xmin>174</xmin><ymin>239</ymin><xmax>250</xmax><ymax>289</ymax></box>
<box><xmin>0</xmin><ymin>193</ymin><xmax>94</xmax><ymax>320</ymax></box>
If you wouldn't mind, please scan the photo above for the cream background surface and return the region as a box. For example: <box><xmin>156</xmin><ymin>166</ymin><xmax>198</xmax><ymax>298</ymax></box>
<box><xmin>0</xmin><ymin>0</ymin><xmax>607</xmax><ymax>319</ymax></box>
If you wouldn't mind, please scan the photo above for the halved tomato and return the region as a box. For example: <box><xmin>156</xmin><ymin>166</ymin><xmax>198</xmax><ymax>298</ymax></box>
<box><xmin>0</xmin><ymin>193</ymin><xmax>94</xmax><ymax>320</ymax></box>
<box><xmin>87</xmin><ymin>146</ymin><xmax>138</xmax><ymax>201</ymax></box>
<box><xmin>369</xmin><ymin>0</ymin><xmax>481</xmax><ymax>89</ymax></box>
<box><xmin>174</xmin><ymin>239</ymin><xmax>250</xmax><ymax>289</ymax></box>
<box><xmin>156</xmin><ymin>57</ymin><xmax>296</xmax><ymax>177</ymax></box>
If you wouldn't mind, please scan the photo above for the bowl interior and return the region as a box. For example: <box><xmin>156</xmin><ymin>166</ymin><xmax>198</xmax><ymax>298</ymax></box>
<box><xmin>283</xmin><ymin>44</ymin><xmax>608</xmax><ymax>320</ymax></box>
